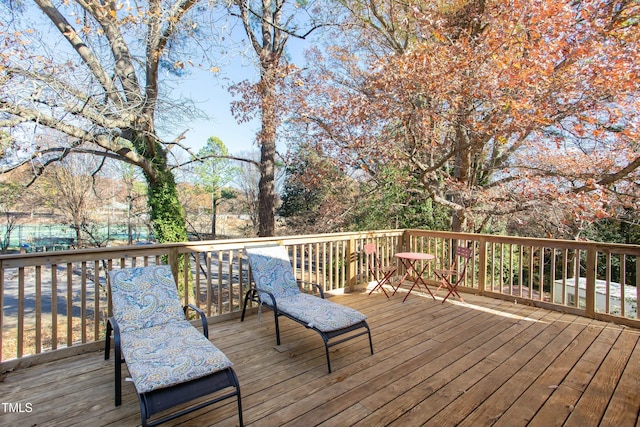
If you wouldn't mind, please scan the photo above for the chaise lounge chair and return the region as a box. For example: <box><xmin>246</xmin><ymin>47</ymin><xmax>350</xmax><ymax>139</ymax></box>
<box><xmin>241</xmin><ymin>244</ymin><xmax>373</xmax><ymax>373</ymax></box>
<box><xmin>104</xmin><ymin>265</ymin><xmax>243</xmax><ymax>427</ymax></box>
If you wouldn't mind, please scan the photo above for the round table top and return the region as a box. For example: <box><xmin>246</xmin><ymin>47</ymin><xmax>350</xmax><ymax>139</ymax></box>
<box><xmin>395</xmin><ymin>252</ymin><xmax>435</xmax><ymax>261</ymax></box>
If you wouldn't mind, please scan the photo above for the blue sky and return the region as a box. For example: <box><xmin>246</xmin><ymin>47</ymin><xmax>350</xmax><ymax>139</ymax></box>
<box><xmin>177</xmin><ymin>67</ymin><xmax>261</xmax><ymax>157</ymax></box>
<box><xmin>9</xmin><ymin>3</ymin><xmax>311</xmax><ymax>162</ymax></box>
<box><xmin>174</xmin><ymin>37</ymin><xmax>309</xmax><ymax>159</ymax></box>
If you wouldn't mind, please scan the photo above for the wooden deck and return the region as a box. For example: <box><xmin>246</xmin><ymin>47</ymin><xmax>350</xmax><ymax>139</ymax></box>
<box><xmin>2</xmin><ymin>288</ymin><xmax>640</xmax><ymax>427</ymax></box>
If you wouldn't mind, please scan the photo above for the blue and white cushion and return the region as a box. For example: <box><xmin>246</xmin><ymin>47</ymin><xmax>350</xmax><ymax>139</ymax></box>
<box><xmin>120</xmin><ymin>321</ymin><xmax>233</xmax><ymax>393</ymax></box>
<box><xmin>245</xmin><ymin>245</ymin><xmax>301</xmax><ymax>299</ymax></box>
<box><xmin>109</xmin><ymin>265</ymin><xmax>184</xmax><ymax>333</ymax></box>
<box><xmin>245</xmin><ymin>245</ymin><xmax>367</xmax><ymax>331</ymax></box>
<box><xmin>109</xmin><ymin>265</ymin><xmax>233</xmax><ymax>394</ymax></box>
<box><xmin>276</xmin><ymin>293</ymin><xmax>367</xmax><ymax>332</ymax></box>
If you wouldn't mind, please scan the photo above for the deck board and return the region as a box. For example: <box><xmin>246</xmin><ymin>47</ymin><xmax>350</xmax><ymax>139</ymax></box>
<box><xmin>1</xmin><ymin>289</ymin><xmax>639</xmax><ymax>427</ymax></box>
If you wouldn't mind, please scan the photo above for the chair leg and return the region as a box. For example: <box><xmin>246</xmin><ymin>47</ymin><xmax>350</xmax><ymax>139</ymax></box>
<box><xmin>368</xmin><ymin>278</ymin><xmax>389</xmax><ymax>297</ymax></box>
<box><xmin>230</xmin><ymin>368</ymin><xmax>244</xmax><ymax>427</ymax></box>
<box><xmin>273</xmin><ymin>309</ymin><xmax>281</xmax><ymax>346</ymax></box>
<box><xmin>104</xmin><ymin>319</ymin><xmax>112</xmax><ymax>360</ymax></box>
<box><xmin>114</xmin><ymin>338</ymin><xmax>122</xmax><ymax>406</ymax></box>
<box><xmin>434</xmin><ymin>276</ymin><xmax>447</xmax><ymax>296</ymax></box>
<box><xmin>442</xmin><ymin>283</ymin><xmax>464</xmax><ymax>303</ymax></box>
<box><xmin>241</xmin><ymin>290</ymin><xmax>252</xmax><ymax>321</ymax></box>
<box><xmin>139</xmin><ymin>395</ymin><xmax>150</xmax><ymax>427</ymax></box>
<box><xmin>369</xmin><ymin>269</ymin><xmax>397</xmax><ymax>298</ymax></box>
<box><xmin>242</xmin><ymin>289</ymin><xmax>282</xmax><ymax>347</ymax></box>
<box><xmin>324</xmin><ymin>340</ymin><xmax>332</xmax><ymax>374</ymax></box>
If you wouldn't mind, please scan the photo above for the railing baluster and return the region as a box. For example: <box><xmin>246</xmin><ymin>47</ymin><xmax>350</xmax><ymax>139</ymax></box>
<box><xmin>18</xmin><ymin>267</ymin><xmax>25</xmax><ymax>357</ymax></box>
<box><xmin>636</xmin><ymin>254</ymin><xmax>640</xmax><ymax>320</ymax></box>
<box><xmin>0</xmin><ymin>266</ymin><xmax>4</xmax><ymax>360</ymax></box>
<box><xmin>81</xmin><ymin>261</ymin><xmax>87</xmax><ymax>343</ymax></box>
<box><xmin>620</xmin><ymin>254</ymin><xmax>627</xmax><ymax>317</ymax></box>
<box><xmin>51</xmin><ymin>264</ymin><xmax>58</xmax><ymax>351</ymax></box>
<box><xmin>93</xmin><ymin>260</ymin><xmax>100</xmax><ymax>341</ymax></box>
<box><xmin>238</xmin><ymin>249</ymin><xmax>245</xmax><ymax>312</ymax></box>
<box><xmin>35</xmin><ymin>266</ymin><xmax>42</xmax><ymax>353</ymax></box>
<box><xmin>66</xmin><ymin>263</ymin><xmax>73</xmax><ymax>347</ymax></box>
<box><xmin>182</xmin><ymin>253</ymin><xmax>190</xmax><ymax>308</ymax></box>
<box><xmin>206</xmin><ymin>251</ymin><xmax>212</xmax><ymax>316</ymax></box>
<box><xmin>217</xmin><ymin>251</ymin><xmax>223</xmax><ymax>315</ymax></box>
<box><xmin>550</xmin><ymin>248</ymin><xmax>557</xmax><ymax>304</ymax></box>
<box><xmin>194</xmin><ymin>252</ymin><xmax>202</xmax><ymax>310</ymax></box>
<box><xmin>226</xmin><ymin>249</ymin><xmax>232</xmax><ymax>311</ymax></box>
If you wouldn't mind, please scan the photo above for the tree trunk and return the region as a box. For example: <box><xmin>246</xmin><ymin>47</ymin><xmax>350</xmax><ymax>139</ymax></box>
<box><xmin>146</xmin><ymin>172</ymin><xmax>187</xmax><ymax>243</ymax></box>
<box><xmin>73</xmin><ymin>225</ymin><xmax>82</xmax><ymax>249</ymax></box>
<box><xmin>127</xmin><ymin>198</ymin><xmax>133</xmax><ymax>245</ymax></box>
<box><xmin>450</xmin><ymin>122</ymin><xmax>471</xmax><ymax>233</ymax></box>
<box><xmin>212</xmin><ymin>193</ymin><xmax>217</xmax><ymax>238</ymax></box>
<box><xmin>258</xmin><ymin>143</ymin><xmax>276</xmax><ymax>237</ymax></box>
<box><xmin>257</xmin><ymin>66</ymin><xmax>277</xmax><ymax>237</ymax></box>
<box><xmin>140</xmin><ymin>138</ymin><xmax>188</xmax><ymax>244</ymax></box>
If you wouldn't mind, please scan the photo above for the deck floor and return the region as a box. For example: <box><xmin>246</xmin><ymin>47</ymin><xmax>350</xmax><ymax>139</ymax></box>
<box><xmin>2</xmin><ymin>287</ymin><xmax>640</xmax><ymax>427</ymax></box>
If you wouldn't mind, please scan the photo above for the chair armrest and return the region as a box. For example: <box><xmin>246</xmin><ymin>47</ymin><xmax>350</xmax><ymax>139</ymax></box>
<box><xmin>297</xmin><ymin>280</ymin><xmax>325</xmax><ymax>299</ymax></box>
<box><xmin>185</xmin><ymin>304</ymin><xmax>209</xmax><ymax>338</ymax></box>
<box><xmin>251</xmin><ymin>287</ymin><xmax>278</xmax><ymax>308</ymax></box>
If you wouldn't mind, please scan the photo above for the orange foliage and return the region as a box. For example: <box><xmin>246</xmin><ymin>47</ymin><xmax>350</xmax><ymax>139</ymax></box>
<box><xmin>287</xmin><ymin>0</ymin><xmax>640</xmax><ymax>233</ymax></box>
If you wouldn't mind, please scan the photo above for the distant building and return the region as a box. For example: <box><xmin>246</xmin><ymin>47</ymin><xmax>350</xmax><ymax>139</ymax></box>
<box><xmin>553</xmin><ymin>277</ymin><xmax>638</xmax><ymax>318</ymax></box>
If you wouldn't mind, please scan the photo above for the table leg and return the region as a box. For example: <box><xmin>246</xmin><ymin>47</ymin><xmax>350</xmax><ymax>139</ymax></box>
<box><xmin>392</xmin><ymin>259</ymin><xmax>414</xmax><ymax>297</ymax></box>
<box><xmin>402</xmin><ymin>262</ymin><xmax>436</xmax><ymax>303</ymax></box>
<box><xmin>402</xmin><ymin>264</ymin><xmax>436</xmax><ymax>302</ymax></box>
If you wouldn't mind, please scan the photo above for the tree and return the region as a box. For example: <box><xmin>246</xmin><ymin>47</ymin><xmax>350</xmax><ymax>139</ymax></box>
<box><xmin>113</xmin><ymin>162</ymin><xmax>148</xmax><ymax>245</ymax></box>
<box><xmin>37</xmin><ymin>155</ymin><xmax>106</xmax><ymax>248</ymax></box>
<box><xmin>290</xmin><ymin>0</ymin><xmax>640</xmax><ymax>235</ymax></box>
<box><xmin>232</xmin><ymin>149</ymin><xmax>285</xmax><ymax>235</ymax></box>
<box><xmin>0</xmin><ymin>0</ymin><xmax>219</xmax><ymax>244</ymax></box>
<box><xmin>0</xmin><ymin>130</ymin><xmax>21</xmax><ymax>253</ymax></box>
<box><xmin>226</xmin><ymin>0</ymin><xmax>327</xmax><ymax>236</ymax></box>
<box><xmin>279</xmin><ymin>144</ymin><xmax>357</xmax><ymax>233</ymax></box>
<box><xmin>0</xmin><ymin>181</ymin><xmax>21</xmax><ymax>253</ymax></box>
<box><xmin>234</xmin><ymin>151</ymin><xmax>262</xmax><ymax>235</ymax></box>
<box><xmin>278</xmin><ymin>144</ymin><xmax>451</xmax><ymax>233</ymax></box>
<box><xmin>349</xmin><ymin>164</ymin><xmax>451</xmax><ymax>232</ymax></box>
<box><xmin>194</xmin><ymin>137</ymin><xmax>238</xmax><ymax>238</ymax></box>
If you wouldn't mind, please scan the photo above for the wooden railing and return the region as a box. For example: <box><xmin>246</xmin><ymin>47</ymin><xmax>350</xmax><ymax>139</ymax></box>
<box><xmin>2</xmin><ymin>229</ymin><xmax>639</xmax><ymax>371</ymax></box>
<box><xmin>0</xmin><ymin>230</ymin><xmax>403</xmax><ymax>369</ymax></box>
<box><xmin>405</xmin><ymin>230</ymin><xmax>640</xmax><ymax>327</ymax></box>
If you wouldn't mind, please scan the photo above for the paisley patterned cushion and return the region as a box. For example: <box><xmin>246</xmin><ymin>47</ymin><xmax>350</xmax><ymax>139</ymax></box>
<box><xmin>245</xmin><ymin>245</ymin><xmax>367</xmax><ymax>332</ymax></box>
<box><xmin>245</xmin><ymin>246</ymin><xmax>301</xmax><ymax>299</ymax></box>
<box><xmin>120</xmin><ymin>321</ymin><xmax>233</xmax><ymax>393</ymax></box>
<box><xmin>109</xmin><ymin>265</ymin><xmax>185</xmax><ymax>333</ymax></box>
<box><xmin>276</xmin><ymin>293</ymin><xmax>367</xmax><ymax>332</ymax></box>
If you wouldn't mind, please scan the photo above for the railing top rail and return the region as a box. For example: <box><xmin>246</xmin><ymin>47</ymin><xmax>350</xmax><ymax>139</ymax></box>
<box><xmin>405</xmin><ymin>229</ymin><xmax>640</xmax><ymax>254</ymax></box>
<box><xmin>0</xmin><ymin>230</ymin><xmax>406</xmax><ymax>268</ymax></box>
<box><xmin>4</xmin><ymin>229</ymin><xmax>640</xmax><ymax>267</ymax></box>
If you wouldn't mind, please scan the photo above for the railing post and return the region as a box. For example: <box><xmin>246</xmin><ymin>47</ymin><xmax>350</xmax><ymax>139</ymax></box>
<box><xmin>168</xmin><ymin>248</ymin><xmax>179</xmax><ymax>281</ymax></box>
<box><xmin>168</xmin><ymin>248</ymin><xmax>184</xmax><ymax>303</ymax></box>
<box><xmin>585</xmin><ymin>244</ymin><xmax>597</xmax><ymax>318</ymax></box>
<box><xmin>347</xmin><ymin>236</ymin><xmax>357</xmax><ymax>292</ymax></box>
<box><xmin>478</xmin><ymin>237</ymin><xmax>487</xmax><ymax>294</ymax></box>
<box><xmin>398</xmin><ymin>230</ymin><xmax>408</xmax><ymax>252</ymax></box>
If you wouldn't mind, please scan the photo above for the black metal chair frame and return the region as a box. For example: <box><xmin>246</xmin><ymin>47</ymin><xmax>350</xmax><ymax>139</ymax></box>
<box><xmin>105</xmin><ymin>303</ymin><xmax>243</xmax><ymax>427</ymax></box>
<box><xmin>241</xmin><ymin>280</ymin><xmax>373</xmax><ymax>374</ymax></box>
